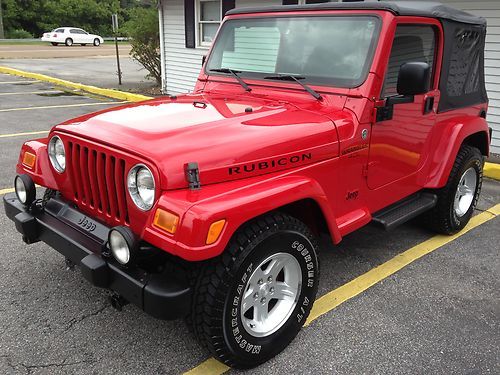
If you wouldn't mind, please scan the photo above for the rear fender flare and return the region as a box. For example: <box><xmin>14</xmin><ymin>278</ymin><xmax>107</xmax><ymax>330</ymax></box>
<box><xmin>425</xmin><ymin>117</ymin><xmax>489</xmax><ymax>188</ymax></box>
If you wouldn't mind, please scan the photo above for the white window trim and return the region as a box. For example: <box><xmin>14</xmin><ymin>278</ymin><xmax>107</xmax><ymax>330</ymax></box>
<box><xmin>195</xmin><ymin>0</ymin><xmax>222</xmax><ymax>49</ymax></box>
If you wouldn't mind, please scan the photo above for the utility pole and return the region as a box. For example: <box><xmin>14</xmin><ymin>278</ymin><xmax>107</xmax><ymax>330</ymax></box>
<box><xmin>0</xmin><ymin>0</ymin><xmax>5</xmax><ymax>39</ymax></box>
<box><xmin>112</xmin><ymin>13</ymin><xmax>122</xmax><ymax>85</ymax></box>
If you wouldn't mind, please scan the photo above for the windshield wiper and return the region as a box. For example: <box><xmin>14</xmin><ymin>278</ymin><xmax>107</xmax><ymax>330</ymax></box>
<box><xmin>264</xmin><ymin>74</ymin><xmax>322</xmax><ymax>100</ymax></box>
<box><xmin>210</xmin><ymin>68</ymin><xmax>252</xmax><ymax>92</ymax></box>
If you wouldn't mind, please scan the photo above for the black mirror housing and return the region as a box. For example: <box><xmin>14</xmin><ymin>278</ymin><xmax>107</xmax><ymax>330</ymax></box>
<box><xmin>202</xmin><ymin>55</ymin><xmax>207</xmax><ymax>66</ymax></box>
<box><xmin>397</xmin><ymin>62</ymin><xmax>431</xmax><ymax>96</ymax></box>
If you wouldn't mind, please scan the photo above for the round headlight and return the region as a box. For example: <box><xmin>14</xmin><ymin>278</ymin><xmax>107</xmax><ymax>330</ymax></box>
<box><xmin>14</xmin><ymin>174</ymin><xmax>36</xmax><ymax>206</ymax></box>
<box><xmin>48</xmin><ymin>136</ymin><xmax>66</xmax><ymax>173</ymax></box>
<box><xmin>109</xmin><ymin>230</ymin><xmax>130</xmax><ymax>264</ymax></box>
<box><xmin>108</xmin><ymin>227</ymin><xmax>137</xmax><ymax>265</ymax></box>
<box><xmin>127</xmin><ymin>164</ymin><xmax>155</xmax><ymax>211</ymax></box>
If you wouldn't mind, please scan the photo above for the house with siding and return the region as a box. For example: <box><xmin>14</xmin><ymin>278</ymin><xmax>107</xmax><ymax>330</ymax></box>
<box><xmin>157</xmin><ymin>0</ymin><xmax>500</xmax><ymax>154</ymax></box>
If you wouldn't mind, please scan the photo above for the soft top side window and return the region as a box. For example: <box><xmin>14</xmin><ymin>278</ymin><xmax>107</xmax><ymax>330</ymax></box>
<box><xmin>382</xmin><ymin>25</ymin><xmax>436</xmax><ymax>98</ymax></box>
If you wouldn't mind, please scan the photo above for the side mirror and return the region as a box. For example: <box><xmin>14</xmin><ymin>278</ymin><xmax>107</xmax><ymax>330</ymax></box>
<box><xmin>386</xmin><ymin>62</ymin><xmax>431</xmax><ymax>107</ymax></box>
<box><xmin>397</xmin><ymin>62</ymin><xmax>431</xmax><ymax>96</ymax></box>
<box><xmin>377</xmin><ymin>62</ymin><xmax>432</xmax><ymax>122</ymax></box>
<box><xmin>202</xmin><ymin>55</ymin><xmax>207</xmax><ymax>66</ymax></box>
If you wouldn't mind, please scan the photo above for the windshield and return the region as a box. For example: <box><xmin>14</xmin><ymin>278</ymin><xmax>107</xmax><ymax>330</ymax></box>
<box><xmin>206</xmin><ymin>16</ymin><xmax>380</xmax><ymax>88</ymax></box>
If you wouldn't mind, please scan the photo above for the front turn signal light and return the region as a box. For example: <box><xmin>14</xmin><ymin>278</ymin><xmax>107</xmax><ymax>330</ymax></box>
<box><xmin>153</xmin><ymin>208</ymin><xmax>179</xmax><ymax>234</ymax></box>
<box><xmin>206</xmin><ymin>219</ymin><xmax>226</xmax><ymax>245</ymax></box>
<box><xmin>22</xmin><ymin>152</ymin><xmax>36</xmax><ymax>169</ymax></box>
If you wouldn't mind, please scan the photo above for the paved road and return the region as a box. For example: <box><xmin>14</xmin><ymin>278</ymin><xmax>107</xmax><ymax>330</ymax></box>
<box><xmin>0</xmin><ymin>44</ymin><xmax>131</xmax><ymax>59</ymax></box>
<box><xmin>0</xmin><ymin>73</ymin><xmax>499</xmax><ymax>375</ymax></box>
<box><xmin>0</xmin><ymin>56</ymin><xmax>156</xmax><ymax>91</ymax></box>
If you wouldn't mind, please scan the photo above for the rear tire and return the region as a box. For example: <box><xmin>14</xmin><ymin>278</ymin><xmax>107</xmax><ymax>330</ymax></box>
<box><xmin>51</xmin><ymin>42</ymin><xmax>58</xmax><ymax>46</ymax></box>
<box><xmin>93</xmin><ymin>38</ymin><xmax>101</xmax><ymax>47</ymax></box>
<box><xmin>65</xmin><ymin>38</ymin><xmax>73</xmax><ymax>46</ymax></box>
<box><xmin>190</xmin><ymin>213</ymin><xmax>319</xmax><ymax>368</ymax></box>
<box><xmin>424</xmin><ymin>145</ymin><xmax>483</xmax><ymax>234</ymax></box>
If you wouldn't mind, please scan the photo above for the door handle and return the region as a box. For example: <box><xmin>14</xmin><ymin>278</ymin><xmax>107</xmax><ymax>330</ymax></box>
<box><xmin>423</xmin><ymin>96</ymin><xmax>435</xmax><ymax>115</ymax></box>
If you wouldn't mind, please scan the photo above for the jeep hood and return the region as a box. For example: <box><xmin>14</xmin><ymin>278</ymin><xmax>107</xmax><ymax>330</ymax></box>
<box><xmin>54</xmin><ymin>94</ymin><xmax>341</xmax><ymax>190</ymax></box>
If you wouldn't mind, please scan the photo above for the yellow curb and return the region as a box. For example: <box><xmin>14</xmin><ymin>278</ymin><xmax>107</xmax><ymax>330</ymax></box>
<box><xmin>0</xmin><ymin>66</ymin><xmax>152</xmax><ymax>103</ymax></box>
<box><xmin>484</xmin><ymin>162</ymin><xmax>500</xmax><ymax>181</ymax></box>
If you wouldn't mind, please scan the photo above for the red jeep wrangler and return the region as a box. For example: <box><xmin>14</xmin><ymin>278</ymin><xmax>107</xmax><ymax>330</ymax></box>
<box><xmin>4</xmin><ymin>1</ymin><xmax>491</xmax><ymax>369</ymax></box>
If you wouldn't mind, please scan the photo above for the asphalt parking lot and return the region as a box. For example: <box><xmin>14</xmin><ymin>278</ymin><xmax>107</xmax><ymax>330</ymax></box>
<box><xmin>0</xmin><ymin>44</ymin><xmax>156</xmax><ymax>91</ymax></box>
<box><xmin>0</xmin><ymin>72</ymin><xmax>499</xmax><ymax>375</ymax></box>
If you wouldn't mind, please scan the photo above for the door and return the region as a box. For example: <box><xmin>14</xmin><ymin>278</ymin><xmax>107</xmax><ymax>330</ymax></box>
<box><xmin>69</xmin><ymin>29</ymin><xmax>85</xmax><ymax>43</ymax></box>
<box><xmin>367</xmin><ymin>24</ymin><xmax>439</xmax><ymax>190</ymax></box>
<box><xmin>81</xmin><ymin>30</ymin><xmax>93</xmax><ymax>44</ymax></box>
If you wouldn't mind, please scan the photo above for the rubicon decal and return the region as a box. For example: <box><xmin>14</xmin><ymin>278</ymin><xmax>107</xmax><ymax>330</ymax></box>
<box><xmin>229</xmin><ymin>153</ymin><xmax>312</xmax><ymax>175</ymax></box>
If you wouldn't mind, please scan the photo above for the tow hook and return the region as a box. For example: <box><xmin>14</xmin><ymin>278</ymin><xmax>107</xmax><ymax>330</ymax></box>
<box><xmin>109</xmin><ymin>294</ymin><xmax>129</xmax><ymax>311</ymax></box>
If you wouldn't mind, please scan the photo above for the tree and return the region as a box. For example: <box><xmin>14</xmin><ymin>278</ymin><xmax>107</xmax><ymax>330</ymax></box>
<box><xmin>122</xmin><ymin>6</ymin><xmax>161</xmax><ymax>85</ymax></box>
<box><xmin>2</xmin><ymin>0</ymin><xmax>120</xmax><ymax>38</ymax></box>
<box><xmin>0</xmin><ymin>0</ymin><xmax>5</xmax><ymax>39</ymax></box>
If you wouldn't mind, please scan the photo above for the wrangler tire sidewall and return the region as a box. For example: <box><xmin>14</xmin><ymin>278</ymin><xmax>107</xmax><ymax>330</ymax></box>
<box><xmin>447</xmin><ymin>155</ymin><xmax>482</xmax><ymax>230</ymax></box>
<box><xmin>222</xmin><ymin>230</ymin><xmax>318</xmax><ymax>366</ymax></box>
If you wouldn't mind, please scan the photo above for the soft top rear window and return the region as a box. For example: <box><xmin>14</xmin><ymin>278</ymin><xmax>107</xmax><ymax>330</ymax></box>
<box><xmin>206</xmin><ymin>15</ymin><xmax>381</xmax><ymax>88</ymax></box>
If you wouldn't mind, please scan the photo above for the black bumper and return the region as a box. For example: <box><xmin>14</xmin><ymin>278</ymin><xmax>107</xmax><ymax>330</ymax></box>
<box><xmin>3</xmin><ymin>193</ymin><xmax>191</xmax><ymax>320</ymax></box>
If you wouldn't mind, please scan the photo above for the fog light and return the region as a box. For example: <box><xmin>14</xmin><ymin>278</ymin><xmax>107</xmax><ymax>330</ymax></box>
<box><xmin>14</xmin><ymin>174</ymin><xmax>36</xmax><ymax>206</ymax></box>
<box><xmin>108</xmin><ymin>227</ymin><xmax>137</xmax><ymax>265</ymax></box>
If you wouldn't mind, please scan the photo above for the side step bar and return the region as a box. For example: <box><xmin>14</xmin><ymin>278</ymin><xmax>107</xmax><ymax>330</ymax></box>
<box><xmin>372</xmin><ymin>192</ymin><xmax>437</xmax><ymax>231</ymax></box>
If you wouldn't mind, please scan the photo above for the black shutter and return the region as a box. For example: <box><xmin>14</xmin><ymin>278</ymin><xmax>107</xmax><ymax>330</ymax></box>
<box><xmin>282</xmin><ymin>0</ymin><xmax>299</xmax><ymax>4</ymax></box>
<box><xmin>185</xmin><ymin>0</ymin><xmax>196</xmax><ymax>48</ymax></box>
<box><xmin>222</xmin><ymin>0</ymin><xmax>236</xmax><ymax>15</ymax></box>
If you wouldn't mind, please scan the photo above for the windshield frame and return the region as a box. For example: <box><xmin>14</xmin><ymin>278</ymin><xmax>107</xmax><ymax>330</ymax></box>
<box><xmin>204</xmin><ymin>13</ymin><xmax>382</xmax><ymax>89</ymax></box>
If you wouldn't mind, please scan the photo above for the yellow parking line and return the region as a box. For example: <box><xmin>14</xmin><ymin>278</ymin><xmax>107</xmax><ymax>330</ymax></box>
<box><xmin>184</xmin><ymin>203</ymin><xmax>500</xmax><ymax>375</ymax></box>
<box><xmin>0</xmin><ymin>130</ymin><xmax>49</xmax><ymax>139</ymax></box>
<box><xmin>0</xmin><ymin>101</ymin><xmax>126</xmax><ymax>113</ymax></box>
<box><xmin>184</xmin><ymin>359</ymin><xmax>229</xmax><ymax>375</ymax></box>
<box><xmin>0</xmin><ymin>80</ymin><xmax>40</xmax><ymax>84</ymax></box>
<box><xmin>0</xmin><ymin>90</ymin><xmax>63</xmax><ymax>96</ymax></box>
<box><xmin>0</xmin><ymin>188</ymin><xmax>14</xmax><ymax>195</ymax></box>
<box><xmin>305</xmin><ymin>203</ymin><xmax>500</xmax><ymax>324</ymax></box>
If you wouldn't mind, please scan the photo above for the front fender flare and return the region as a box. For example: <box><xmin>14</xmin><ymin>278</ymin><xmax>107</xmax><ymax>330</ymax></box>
<box><xmin>172</xmin><ymin>175</ymin><xmax>340</xmax><ymax>261</ymax></box>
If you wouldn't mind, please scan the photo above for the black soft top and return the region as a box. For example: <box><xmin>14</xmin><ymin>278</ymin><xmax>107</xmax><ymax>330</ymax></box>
<box><xmin>226</xmin><ymin>1</ymin><xmax>485</xmax><ymax>26</ymax></box>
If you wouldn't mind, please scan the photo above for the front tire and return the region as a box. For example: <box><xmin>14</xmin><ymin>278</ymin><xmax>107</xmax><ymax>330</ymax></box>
<box><xmin>425</xmin><ymin>145</ymin><xmax>483</xmax><ymax>234</ymax></box>
<box><xmin>190</xmin><ymin>213</ymin><xmax>319</xmax><ymax>368</ymax></box>
<box><xmin>93</xmin><ymin>38</ymin><xmax>101</xmax><ymax>47</ymax></box>
<box><xmin>65</xmin><ymin>38</ymin><xmax>73</xmax><ymax>46</ymax></box>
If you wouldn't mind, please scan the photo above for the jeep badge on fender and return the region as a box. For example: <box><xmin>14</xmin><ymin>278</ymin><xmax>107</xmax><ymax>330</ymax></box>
<box><xmin>4</xmin><ymin>2</ymin><xmax>490</xmax><ymax>369</ymax></box>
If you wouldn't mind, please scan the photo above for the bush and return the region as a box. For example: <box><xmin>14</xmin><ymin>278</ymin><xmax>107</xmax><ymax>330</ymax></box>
<box><xmin>6</xmin><ymin>29</ymin><xmax>33</xmax><ymax>39</ymax></box>
<box><xmin>122</xmin><ymin>7</ymin><xmax>161</xmax><ymax>85</ymax></box>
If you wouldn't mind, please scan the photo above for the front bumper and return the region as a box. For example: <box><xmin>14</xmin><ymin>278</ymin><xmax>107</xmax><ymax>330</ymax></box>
<box><xmin>3</xmin><ymin>193</ymin><xmax>191</xmax><ymax>320</ymax></box>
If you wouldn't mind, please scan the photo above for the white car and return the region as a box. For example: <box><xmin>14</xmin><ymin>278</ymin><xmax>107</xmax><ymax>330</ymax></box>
<box><xmin>41</xmin><ymin>27</ymin><xmax>104</xmax><ymax>47</ymax></box>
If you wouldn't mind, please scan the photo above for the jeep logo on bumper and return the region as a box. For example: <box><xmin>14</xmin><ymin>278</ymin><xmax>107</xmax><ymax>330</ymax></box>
<box><xmin>78</xmin><ymin>216</ymin><xmax>97</xmax><ymax>232</ymax></box>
